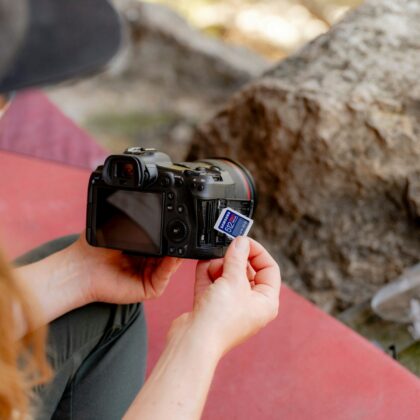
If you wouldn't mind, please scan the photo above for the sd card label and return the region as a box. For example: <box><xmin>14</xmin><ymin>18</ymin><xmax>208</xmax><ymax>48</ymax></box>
<box><xmin>214</xmin><ymin>207</ymin><xmax>254</xmax><ymax>239</ymax></box>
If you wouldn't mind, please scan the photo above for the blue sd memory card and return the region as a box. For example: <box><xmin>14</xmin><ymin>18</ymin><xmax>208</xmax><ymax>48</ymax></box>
<box><xmin>214</xmin><ymin>207</ymin><xmax>254</xmax><ymax>239</ymax></box>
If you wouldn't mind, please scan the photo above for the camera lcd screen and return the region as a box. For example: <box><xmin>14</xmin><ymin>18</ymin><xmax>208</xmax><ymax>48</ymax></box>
<box><xmin>94</xmin><ymin>188</ymin><xmax>163</xmax><ymax>254</ymax></box>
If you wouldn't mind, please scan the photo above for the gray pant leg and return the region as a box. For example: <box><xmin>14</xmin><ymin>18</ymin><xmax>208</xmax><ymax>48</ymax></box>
<box><xmin>15</xmin><ymin>236</ymin><xmax>147</xmax><ymax>420</ymax></box>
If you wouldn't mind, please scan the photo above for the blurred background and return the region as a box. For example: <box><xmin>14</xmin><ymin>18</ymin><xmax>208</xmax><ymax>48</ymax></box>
<box><xmin>43</xmin><ymin>0</ymin><xmax>420</xmax><ymax>375</ymax></box>
<box><xmin>149</xmin><ymin>0</ymin><xmax>358</xmax><ymax>60</ymax></box>
<box><xmin>47</xmin><ymin>0</ymin><xmax>362</xmax><ymax>162</ymax></box>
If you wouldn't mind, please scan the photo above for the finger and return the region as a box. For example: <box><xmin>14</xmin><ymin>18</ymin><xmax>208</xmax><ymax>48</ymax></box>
<box><xmin>248</xmin><ymin>239</ymin><xmax>278</xmax><ymax>273</ymax></box>
<box><xmin>208</xmin><ymin>259</ymin><xmax>224</xmax><ymax>281</ymax></box>
<box><xmin>252</xmin><ymin>267</ymin><xmax>281</xmax><ymax>299</ymax></box>
<box><xmin>247</xmin><ymin>262</ymin><xmax>256</xmax><ymax>282</ymax></box>
<box><xmin>147</xmin><ymin>257</ymin><xmax>162</xmax><ymax>267</ymax></box>
<box><xmin>253</xmin><ymin>262</ymin><xmax>281</xmax><ymax>295</ymax></box>
<box><xmin>221</xmin><ymin>237</ymin><xmax>250</xmax><ymax>283</ymax></box>
<box><xmin>145</xmin><ymin>257</ymin><xmax>182</xmax><ymax>297</ymax></box>
<box><xmin>195</xmin><ymin>260</ymin><xmax>212</xmax><ymax>285</ymax></box>
<box><xmin>195</xmin><ymin>261</ymin><xmax>213</xmax><ymax>299</ymax></box>
<box><xmin>153</xmin><ymin>257</ymin><xmax>182</xmax><ymax>283</ymax></box>
<box><xmin>246</xmin><ymin>240</ymin><xmax>281</xmax><ymax>297</ymax></box>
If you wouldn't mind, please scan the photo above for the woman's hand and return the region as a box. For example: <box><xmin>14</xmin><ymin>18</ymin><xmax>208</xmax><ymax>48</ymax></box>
<box><xmin>67</xmin><ymin>234</ymin><xmax>183</xmax><ymax>305</ymax></box>
<box><xmin>125</xmin><ymin>237</ymin><xmax>280</xmax><ymax>420</ymax></box>
<box><xmin>170</xmin><ymin>237</ymin><xmax>281</xmax><ymax>357</ymax></box>
<box><xmin>14</xmin><ymin>234</ymin><xmax>182</xmax><ymax>335</ymax></box>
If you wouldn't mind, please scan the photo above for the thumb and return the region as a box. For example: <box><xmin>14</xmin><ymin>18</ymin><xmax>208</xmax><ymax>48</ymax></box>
<box><xmin>222</xmin><ymin>237</ymin><xmax>250</xmax><ymax>282</ymax></box>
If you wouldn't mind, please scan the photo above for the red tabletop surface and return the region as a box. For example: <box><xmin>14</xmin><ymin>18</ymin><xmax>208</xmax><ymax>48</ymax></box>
<box><xmin>1</xmin><ymin>92</ymin><xmax>419</xmax><ymax>419</ymax></box>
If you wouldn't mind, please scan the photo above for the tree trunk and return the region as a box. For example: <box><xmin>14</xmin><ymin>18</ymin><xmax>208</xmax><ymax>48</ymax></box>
<box><xmin>188</xmin><ymin>0</ymin><xmax>420</xmax><ymax>313</ymax></box>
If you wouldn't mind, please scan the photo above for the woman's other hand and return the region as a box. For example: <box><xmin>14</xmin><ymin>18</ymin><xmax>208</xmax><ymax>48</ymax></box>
<box><xmin>68</xmin><ymin>234</ymin><xmax>182</xmax><ymax>305</ymax></box>
<box><xmin>170</xmin><ymin>237</ymin><xmax>281</xmax><ymax>357</ymax></box>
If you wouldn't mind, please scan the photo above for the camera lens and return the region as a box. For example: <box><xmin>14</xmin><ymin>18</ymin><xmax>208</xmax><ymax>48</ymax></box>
<box><xmin>167</xmin><ymin>220</ymin><xmax>188</xmax><ymax>243</ymax></box>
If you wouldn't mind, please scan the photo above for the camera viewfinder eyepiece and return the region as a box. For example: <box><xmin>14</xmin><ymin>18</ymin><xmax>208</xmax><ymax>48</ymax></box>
<box><xmin>103</xmin><ymin>155</ymin><xmax>159</xmax><ymax>189</ymax></box>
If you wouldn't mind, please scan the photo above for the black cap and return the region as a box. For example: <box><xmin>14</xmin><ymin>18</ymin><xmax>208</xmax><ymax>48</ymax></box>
<box><xmin>0</xmin><ymin>0</ymin><xmax>122</xmax><ymax>93</ymax></box>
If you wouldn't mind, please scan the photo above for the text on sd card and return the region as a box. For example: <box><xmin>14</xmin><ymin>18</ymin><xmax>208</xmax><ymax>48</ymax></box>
<box><xmin>214</xmin><ymin>207</ymin><xmax>254</xmax><ymax>239</ymax></box>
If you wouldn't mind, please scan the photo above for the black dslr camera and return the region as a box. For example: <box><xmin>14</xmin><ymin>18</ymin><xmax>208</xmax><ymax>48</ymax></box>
<box><xmin>86</xmin><ymin>147</ymin><xmax>256</xmax><ymax>259</ymax></box>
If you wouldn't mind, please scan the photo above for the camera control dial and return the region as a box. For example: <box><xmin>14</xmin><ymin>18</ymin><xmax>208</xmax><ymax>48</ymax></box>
<box><xmin>166</xmin><ymin>219</ymin><xmax>188</xmax><ymax>243</ymax></box>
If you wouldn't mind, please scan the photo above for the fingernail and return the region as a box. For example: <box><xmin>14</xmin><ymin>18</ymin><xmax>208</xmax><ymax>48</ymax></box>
<box><xmin>235</xmin><ymin>236</ymin><xmax>248</xmax><ymax>252</ymax></box>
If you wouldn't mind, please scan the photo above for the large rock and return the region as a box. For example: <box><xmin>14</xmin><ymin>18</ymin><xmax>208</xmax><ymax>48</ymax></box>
<box><xmin>188</xmin><ymin>0</ymin><xmax>420</xmax><ymax>312</ymax></box>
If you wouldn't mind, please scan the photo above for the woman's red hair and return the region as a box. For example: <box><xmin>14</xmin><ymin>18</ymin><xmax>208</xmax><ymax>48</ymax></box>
<box><xmin>0</xmin><ymin>249</ymin><xmax>51</xmax><ymax>418</ymax></box>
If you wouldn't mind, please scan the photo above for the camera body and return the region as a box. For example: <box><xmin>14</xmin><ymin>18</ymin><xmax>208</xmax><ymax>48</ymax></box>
<box><xmin>86</xmin><ymin>147</ymin><xmax>256</xmax><ymax>259</ymax></box>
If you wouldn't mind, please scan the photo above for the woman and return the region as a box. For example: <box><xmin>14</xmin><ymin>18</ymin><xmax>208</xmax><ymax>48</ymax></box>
<box><xmin>1</xmin><ymin>235</ymin><xmax>280</xmax><ymax>419</ymax></box>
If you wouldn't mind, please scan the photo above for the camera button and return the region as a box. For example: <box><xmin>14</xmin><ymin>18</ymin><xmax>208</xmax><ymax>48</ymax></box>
<box><xmin>169</xmin><ymin>246</ymin><xmax>176</xmax><ymax>254</ymax></box>
<box><xmin>167</xmin><ymin>192</ymin><xmax>174</xmax><ymax>200</ymax></box>
<box><xmin>177</xmin><ymin>248</ymin><xmax>185</xmax><ymax>256</ymax></box>
<box><xmin>167</xmin><ymin>205</ymin><xmax>174</xmax><ymax>212</ymax></box>
<box><xmin>177</xmin><ymin>205</ymin><xmax>184</xmax><ymax>214</ymax></box>
<box><xmin>175</xmin><ymin>177</ymin><xmax>184</xmax><ymax>187</ymax></box>
<box><xmin>167</xmin><ymin>220</ymin><xmax>188</xmax><ymax>243</ymax></box>
<box><xmin>160</xmin><ymin>176</ymin><xmax>171</xmax><ymax>187</ymax></box>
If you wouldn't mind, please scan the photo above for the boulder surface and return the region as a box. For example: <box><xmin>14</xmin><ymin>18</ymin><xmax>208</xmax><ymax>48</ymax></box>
<box><xmin>188</xmin><ymin>0</ymin><xmax>420</xmax><ymax>312</ymax></box>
